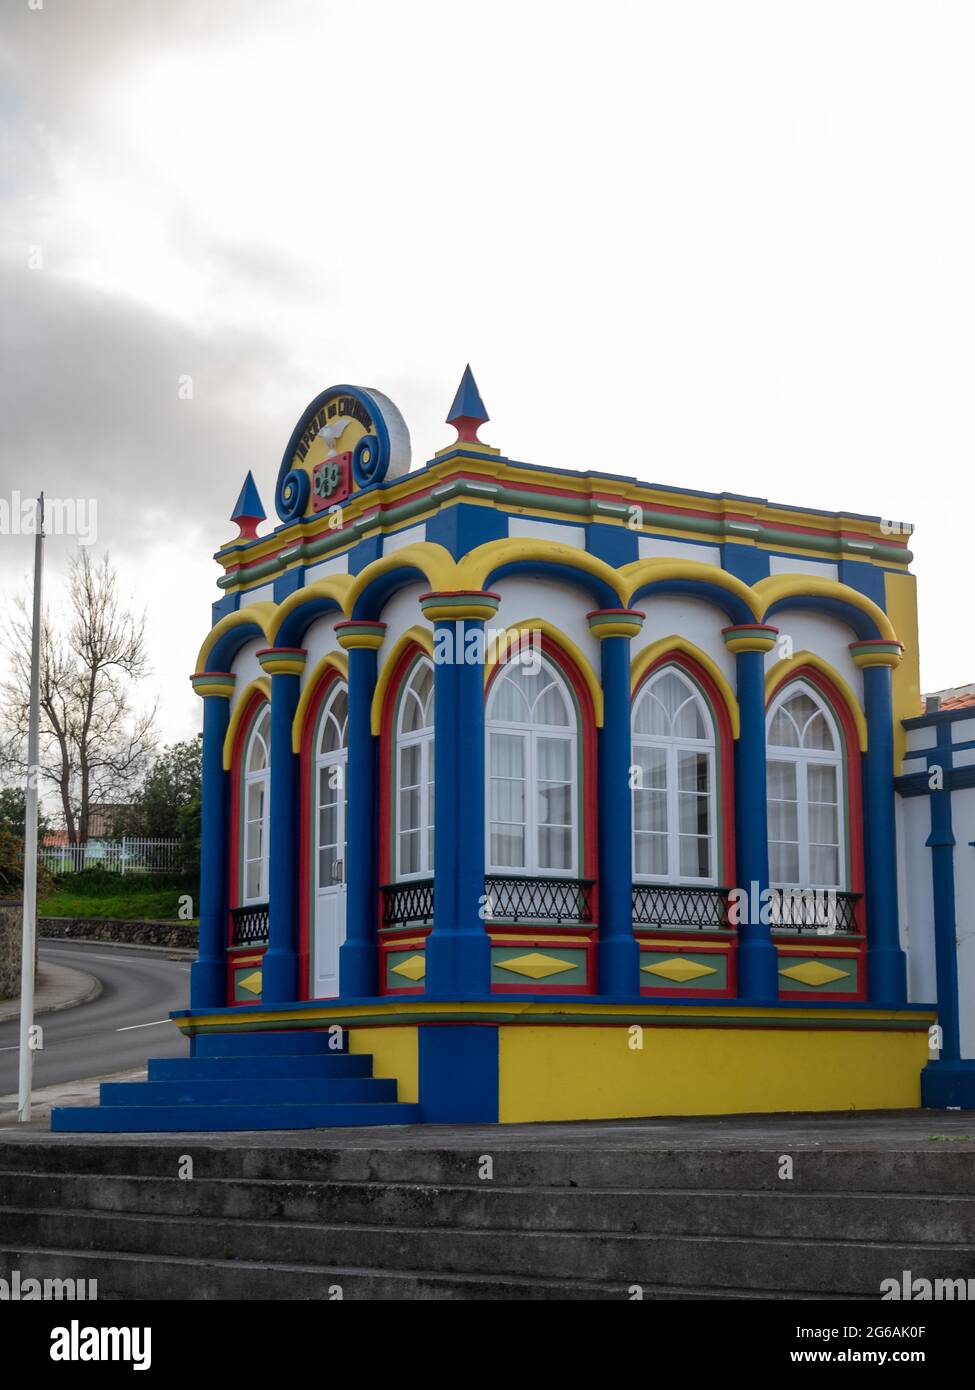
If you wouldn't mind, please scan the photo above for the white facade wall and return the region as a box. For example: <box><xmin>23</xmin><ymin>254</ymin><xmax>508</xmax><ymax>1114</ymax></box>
<box><xmin>630</xmin><ymin>596</ymin><xmax>736</xmax><ymax>684</ymax></box>
<box><xmin>375</xmin><ymin>582</ymin><xmax>431</xmax><ymax>664</ymax></box>
<box><xmin>228</xmin><ymin>638</ymin><xmax>265</xmax><ymax>717</ymax></box>
<box><xmin>761</xmin><ymin>607</ymin><xmax>863</xmax><ymax>705</ymax></box>
<box><xmin>490</xmin><ymin>577</ymin><xmax>599</xmax><ymax>671</ymax></box>
<box><xmin>951</xmin><ymin>783</ymin><xmax>975</xmax><ymax>1058</ymax></box>
<box><xmin>896</xmin><ymin>793</ymin><xmax>937</xmax><ymax>1008</ymax></box>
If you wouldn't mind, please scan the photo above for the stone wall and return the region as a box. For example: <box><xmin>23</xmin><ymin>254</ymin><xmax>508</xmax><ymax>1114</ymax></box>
<box><xmin>0</xmin><ymin>902</ymin><xmax>22</xmax><ymax>998</ymax></box>
<box><xmin>39</xmin><ymin>918</ymin><xmax>199</xmax><ymax>949</ymax></box>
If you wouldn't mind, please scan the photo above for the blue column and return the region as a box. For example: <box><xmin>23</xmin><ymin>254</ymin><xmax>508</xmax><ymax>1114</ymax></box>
<box><xmin>853</xmin><ymin>646</ymin><xmax>908</xmax><ymax>1005</ymax></box>
<box><xmin>422</xmin><ymin>593</ymin><xmax>497</xmax><ymax>997</ymax></box>
<box><xmin>928</xmin><ymin>782</ymin><xmax>960</xmax><ymax>1061</ymax></box>
<box><xmin>259</xmin><ymin>648</ymin><xmax>306</xmax><ymax>1004</ymax></box>
<box><xmin>589</xmin><ymin>610</ymin><xmax>644</xmax><ymax>996</ymax></box>
<box><xmin>189</xmin><ymin>675</ymin><xmax>234</xmax><ymax>1009</ymax></box>
<box><xmin>336</xmin><ymin>621</ymin><xmax>386</xmax><ymax>998</ymax></box>
<box><xmin>724</xmin><ymin>626</ymin><xmax>780</xmax><ymax>1001</ymax></box>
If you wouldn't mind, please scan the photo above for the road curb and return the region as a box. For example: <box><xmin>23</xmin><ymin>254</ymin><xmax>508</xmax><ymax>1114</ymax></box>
<box><xmin>39</xmin><ymin>936</ymin><xmax>196</xmax><ymax>960</ymax></box>
<box><xmin>0</xmin><ymin>962</ymin><xmax>102</xmax><ymax>1025</ymax></box>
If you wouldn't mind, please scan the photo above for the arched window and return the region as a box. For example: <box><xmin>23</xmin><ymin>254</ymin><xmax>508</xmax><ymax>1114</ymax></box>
<box><xmin>315</xmin><ymin>683</ymin><xmax>348</xmax><ymax>891</ymax></box>
<box><xmin>396</xmin><ymin>657</ymin><xmax>435</xmax><ymax>879</ymax></box>
<box><xmin>766</xmin><ymin>682</ymin><xmax>844</xmax><ymax>888</ymax></box>
<box><xmin>486</xmin><ymin>655</ymin><xmax>578</xmax><ymax>876</ymax></box>
<box><xmin>242</xmin><ymin>703</ymin><xmax>270</xmax><ymax>903</ymax></box>
<box><xmin>631</xmin><ymin>667</ymin><xmax>717</xmax><ymax>883</ymax></box>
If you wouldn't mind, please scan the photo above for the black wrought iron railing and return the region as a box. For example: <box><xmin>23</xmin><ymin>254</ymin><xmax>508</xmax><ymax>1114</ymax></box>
<box><xmin>484</xmin><ymin>875</ymin><xmax>595</xmax><ymax>924</ymax></box>
<box><xmin>632</xmin><ymin>884</ymin><xmax>730</xmax><ymax>931</ymax></box>
<box><xmin>381</xmin><ymin>879</ymin><xmax>435</xmax><ymax>928</ymax></box>
<box><xmin>230</xmin><ymin>902</ymin><xmax>269</xmax><ymax>947</ymax></box>
<box><xmin>768</xmin><ymin>888</ymin><xmax>862</xmax><ymax>935</ymax></box>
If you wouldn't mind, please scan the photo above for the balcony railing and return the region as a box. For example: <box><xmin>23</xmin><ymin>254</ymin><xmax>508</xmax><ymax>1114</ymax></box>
<box><xmin>230</xmin><ymin>902</ymin><xmax>269</xmax><ymax>947</ymax></box>
<box><xmin>632</xmin><ymin>884</ymin><xmax>730</xmax><ymax>931</ymax></box>
<box><xmin>768</xmin><ymin>888</ymin><xmax>862</xmax><ymax>935</ymax></box>
<box><xmin>484</xmin><ymin>875</ymin><xmax>595</xmax><ymax>924</ymax></box>
<box><xmin>381</xmin><ymin>879</ymin><xmax>434</xmax><ymax>928</ymax></box>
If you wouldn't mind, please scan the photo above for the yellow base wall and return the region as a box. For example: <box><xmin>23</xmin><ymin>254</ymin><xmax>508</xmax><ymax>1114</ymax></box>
<box><xmin>498</xmin><ymin>1025</ymin><xmax>929</xmax><ymax>1123</ymax></box>
<box><xmin>348</xmin><ymin>1025</ymin><xmax>419</xmax><ymax>1104</ymax></box>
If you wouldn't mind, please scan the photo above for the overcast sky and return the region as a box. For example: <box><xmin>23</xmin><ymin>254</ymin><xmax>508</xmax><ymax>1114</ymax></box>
<box><xmin>1</xmin><ymin>0</ymin><xmax>973</xmax><ymax>752</ymax></box>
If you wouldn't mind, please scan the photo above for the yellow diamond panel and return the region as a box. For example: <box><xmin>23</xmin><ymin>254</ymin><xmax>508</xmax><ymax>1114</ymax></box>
<box><xmin>391</xmin><ymin>954</ymin><xmax>427</xmax><ymax>982</ymax></box>
<box><xmin>237</xmin><ymin>970</ymin><xmax>262</xmax><ymax>995</ymax></box>
<box><xmin>496</xmin><ymin>952</ymin><xmax>577</xmax><ymax>981</ymax></box>
<box><xmin>779</xmin><ymin>960</ymin><xmax>850</xmax><ymax>987</ymax></box>
<box><xmin>640</xmin><ymin>957</ymin><xmax>718</xmax><ymax>984</ymax></box>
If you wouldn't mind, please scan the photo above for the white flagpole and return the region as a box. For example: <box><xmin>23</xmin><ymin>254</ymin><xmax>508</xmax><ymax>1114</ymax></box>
<box><xmin>17</xmin><ymin>493</ymin><xmax>44</xmax><ymax>1124</ymax></box>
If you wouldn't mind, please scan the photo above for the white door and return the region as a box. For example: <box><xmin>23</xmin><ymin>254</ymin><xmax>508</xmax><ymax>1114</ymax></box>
<box><xmin>313</xmin><ymin>686</ymin><xmax>348</xmax><ymax>997</ymax></box>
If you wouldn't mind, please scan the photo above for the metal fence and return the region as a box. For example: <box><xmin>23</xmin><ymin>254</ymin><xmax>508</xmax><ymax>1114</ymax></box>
<box><xmin>37</xmin><ymin>837</ymin><xmax>183</xmax><ymax>875</ymax></box>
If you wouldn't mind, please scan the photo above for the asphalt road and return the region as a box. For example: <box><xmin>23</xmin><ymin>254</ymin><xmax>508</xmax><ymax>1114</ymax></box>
<box><xmin>0</xmin><ymin>940</ymin><xmax>190</xmax><ymax>1094</ymax></box>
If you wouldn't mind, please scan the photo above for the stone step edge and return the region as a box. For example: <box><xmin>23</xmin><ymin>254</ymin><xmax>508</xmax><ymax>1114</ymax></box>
<box><xmin>3</xmin><ymin>1172</ymin><xmax>975</xmax><ymax>1204</ymax></box>
<box><xmin>6</xmin><ymin>1205</ymin><xmax>974</xmax><ymax>1254</ymax></box>
<box><xmin>0</xmin><ymin>1245</ymin><xmax>870</xmax><ymax>1300</ymax></box>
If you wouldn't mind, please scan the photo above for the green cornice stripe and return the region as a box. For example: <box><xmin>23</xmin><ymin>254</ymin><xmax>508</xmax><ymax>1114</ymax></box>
<box><xmin>218</xmin><ymin>480</ymin><xmax>914</xmax><ymax>591</ymax></box>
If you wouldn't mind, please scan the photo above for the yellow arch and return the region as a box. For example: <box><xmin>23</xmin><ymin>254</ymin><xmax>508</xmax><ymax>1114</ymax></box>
<box><xmin>267</xmin><ymin>574</ymin><xmax>354</xmax><ymax>647</ymax></box>
<box><xmin>222</xmin><ymin>677</ymin><xmax>271</xmax><ymax>770</ymax></box>
<box><xmin>630</xmin><ymin>636</ymin><xmax>740</xmax><ymax>739</ymax></box>
<box><xmin>291</xmin><ymin>652</ymin><xmax>349</xmax><ymax>754</ymax></box>
<box><xmin>371</xmin><ymin>626</ymin><xmax>435</xmax><ymax>735</ymax></box>
<box><xmin>345</xmin><ymin>542</ymin><xmax>459</xmax><ymax>618</ymax></box>
<box><xmin>619</xmin><ymin>558</ymin><xmax>763</xmax><ymax>622</ymax></box>
<box><xmin>483</xmin><ymin>618</ymin><xmax>604</xmax><ymax>728</ymax></box>
<box><xmin>764</xmin><ymin>651</ymin><xmax>868</xmax><ymax>752</ymax></box>
<box><xmin>195</xmin><ymin>602</ymin><xmax>276</xmax><ymax>675</ymax></box>
<box><xmin>753</xmin><ymin>575</ymin><xmax>898</xmax><ymax>643</ymax></box>
<box><xmin>456</xmin><ymin>538</ymin><xmax>627</xmax><ymax>606</ymax></box>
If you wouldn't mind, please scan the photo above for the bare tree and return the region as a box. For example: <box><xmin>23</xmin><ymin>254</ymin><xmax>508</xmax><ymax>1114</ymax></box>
<box><xmin>1</xmin><ymin>550</ymin><xmax>158</xmax><ymax>842</ymax></box>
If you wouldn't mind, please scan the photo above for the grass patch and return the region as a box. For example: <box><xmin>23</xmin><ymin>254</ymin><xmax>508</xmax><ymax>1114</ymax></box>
<box><xmin>40</xmin><ymin>869</ymin><xmax>199</xmax><ymax>921</ymax></box>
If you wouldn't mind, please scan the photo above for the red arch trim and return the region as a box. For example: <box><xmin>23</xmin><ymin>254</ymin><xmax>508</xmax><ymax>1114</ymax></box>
<box><xmin>633</xmin><ymin>651</ymin><xmax>736</xmax><ymax>888</ymax></box>
<box><xmin>485</xmin><ymin>631</ymin><xmax>599</xmax><ymax>890</ymax></box>
<box><xmin>227</xmin><ymin>688</ymin><xmax>270</xmax><ymax>926</ymax></box>
<box><xmin>766</xmin><ymin>664</ymin><xmax>866</xmax><ymax>910</ymax></box>
<box><xmin>378</xmin><ymin>641</ymin><xmax>431</xmax><ymax>890</ymax></box>
<box><xmin>297</xmin><ymin>666</ymin><xmax>345</xmax><ymax>1001</ymax></box>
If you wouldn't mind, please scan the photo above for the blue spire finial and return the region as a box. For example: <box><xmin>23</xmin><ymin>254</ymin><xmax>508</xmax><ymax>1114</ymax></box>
<box><xmin>231</xmin><ymin>470</ymin><xmax>266</xmax><ymax>538</ymax></box>
<box><xmin>446</xmin><ymin>365</ymin><xmax>489</xmax><ymax>441</ymax></box>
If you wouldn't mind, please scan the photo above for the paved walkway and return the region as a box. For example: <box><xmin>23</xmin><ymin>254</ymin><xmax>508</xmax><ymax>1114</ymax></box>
<box><xmin>0</xmin><ymin>960</ymin><xmax>100</xmax><ymax>1025</ymax></box>
<box><xmin>1</xmin><ymin>1108</ymin><xmax>973</xmax><ymax>1149</ymax></box>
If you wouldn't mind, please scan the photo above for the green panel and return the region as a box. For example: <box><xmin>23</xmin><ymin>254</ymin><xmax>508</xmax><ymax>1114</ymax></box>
<box><xmin>639</xmin><ymin>951</ymin><xmax>728</xmax><ymax>990</ymax></box>
<box><xmin>233</xmin><ymin>965</ymin><xmax>263</xmax><ymax>1003</ymax></box>
<box><xmin>777</xmin><ymin>956</ymin><xmax>859</xmax><ymax>994</ymax></box>
<box><xmin>386</xmin><ymin>948</ymin><xmax>427</xmax><ymax>990</ymax></box>
<box><xmin>490</xmin><ymin>946</ymin><xmax>589</xmax><ymax>988</ymax></box>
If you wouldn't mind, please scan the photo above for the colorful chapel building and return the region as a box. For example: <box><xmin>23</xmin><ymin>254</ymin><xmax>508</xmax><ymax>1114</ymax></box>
<box><xmin>53</xmin><ymin>371</ymin><xmax>975</xmax><ymax>1131</ymax></box>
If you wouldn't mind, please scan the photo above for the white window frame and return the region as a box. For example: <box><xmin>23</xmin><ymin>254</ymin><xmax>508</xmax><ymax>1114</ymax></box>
<box><xmin>631</xmin><ymin>667</ymin><xmax>717</xmax><ymax>886</ymax></box>
<box><xmin>242</xmin><ymin>703</ymin><xmax>271</xmax><ymax>905</ymax></box>
<box><xmin>395</xmin><ymin>657</ymin><xmax>435</xmax><ymax>881</ymax></box>
<box><xmin>766</xmin><ymin>681</ymin><xmax>847</xmax><ymax>891</ymax></box>
<box><xmin>314</xmin><ymin>681</ymin><xmax>348</xmax><ymax>891</ymax></box>
<box><xmin>485</xmin><ymin>657</ymin><xmax>579</xmax><ymax>879</ymax></box>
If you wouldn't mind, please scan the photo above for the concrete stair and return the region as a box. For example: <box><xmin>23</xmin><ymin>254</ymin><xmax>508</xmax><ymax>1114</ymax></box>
<box><xmin>49</xmin><ymin>1032</ymin><xmax>420</xmax><ymax>1133</ymax></box>
<box><xmin>1</xmin><ymin>1137</ymin><xmax>974</xmax><ymax>1299</ymax></box>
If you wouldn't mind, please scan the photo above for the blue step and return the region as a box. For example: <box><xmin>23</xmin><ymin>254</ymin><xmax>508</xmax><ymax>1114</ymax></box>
<box><xmin>100</xmin><ymin>1077</ymin><xmax>397</xmax><ymax>1106</ymax></box>
<box><xmin>50</xmin><ymin>1102</ymin><xmax>422</xmax><ymax>1133</ymax></box>
<box><xmin>149</xmin><ymin>1054</ymin><xmax>373</xmax><ymax>1081</ymax></box>
<box><xmin>193</xmin><ymin>1031</ymin><xmax>343</xmax><ymax>1057</ymax></box>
